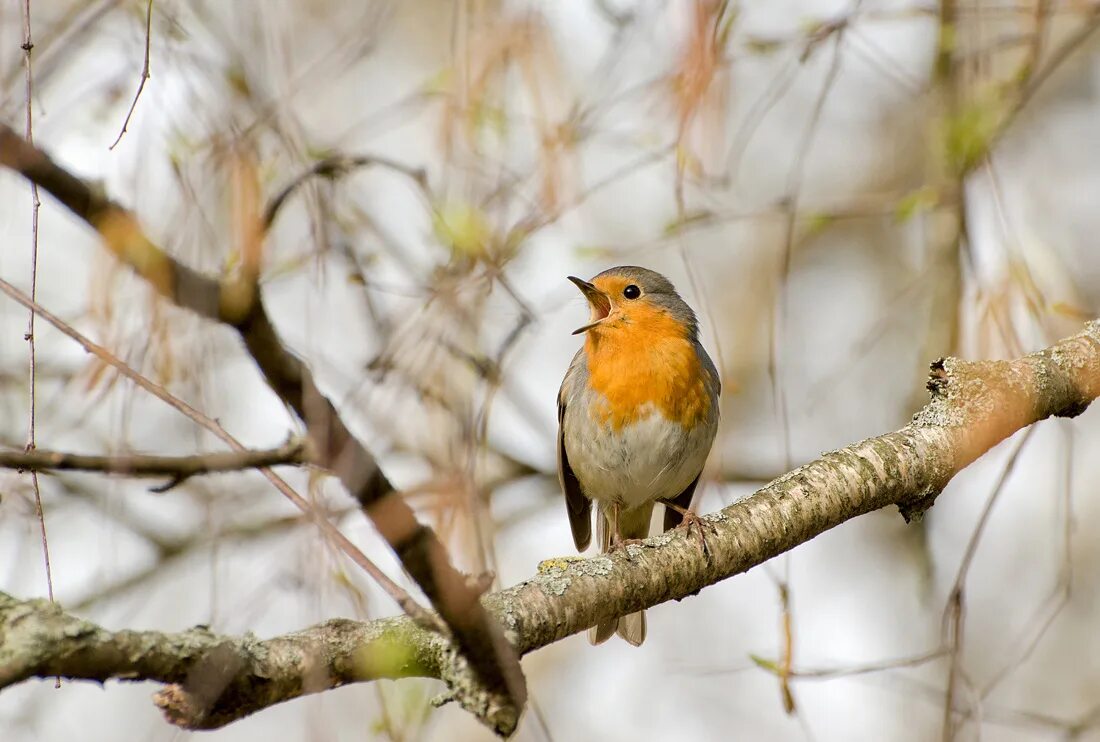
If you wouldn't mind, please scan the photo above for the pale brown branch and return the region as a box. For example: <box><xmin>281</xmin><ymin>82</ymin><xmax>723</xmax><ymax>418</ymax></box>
<box><xmin>0</xmin><ymin>122</ymin><xmax>525</xmax><ymax>733</ymax></box>
<box><xmin>2</xmin><ymin>320</ymin><xmax>1098</xmax><ymax>734</ymax></box>
<box><xmin>0</xmin><ymin>438</ymin><xmax>309</xmax><ymax>485</ymax></box>
<box><xmin>0</xmin><ymin>591</ymin><xmax>445</xmax><ymax>730</ymax></box>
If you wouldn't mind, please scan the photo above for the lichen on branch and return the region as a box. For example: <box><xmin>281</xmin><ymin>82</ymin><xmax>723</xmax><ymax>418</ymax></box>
<box><xmin>1</xmin><ymin>321</ymin><xmax>1097</xmax><ymax>734</ymax></box>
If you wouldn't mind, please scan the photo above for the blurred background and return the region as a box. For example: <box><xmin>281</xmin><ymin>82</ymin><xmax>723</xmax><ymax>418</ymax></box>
<box><xmin>1</xmin><ymin>1</ymin><xmax>1100</xmax><ymax>740</ymax></box>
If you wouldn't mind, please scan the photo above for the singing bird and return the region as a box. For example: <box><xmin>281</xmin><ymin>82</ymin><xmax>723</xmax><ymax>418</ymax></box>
<box><xmin>557</xmin><ymin>266</ymin><xmax>720</xmax><ymax>646</ymax></box>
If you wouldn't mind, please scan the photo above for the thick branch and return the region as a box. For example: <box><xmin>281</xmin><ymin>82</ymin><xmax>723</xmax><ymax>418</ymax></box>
<box><xmin>0</xmin><ymin>592</ymin><xmax>445</xmax><ymax>730</ymax></box>
<box><xmin>3</xmin><ymin>321</ymin><xmax>1098</xmax><ymax>732</ymax></box>
<box><xmin>0</xmin><ymin>122</ymin><xmax>525</xmax><ymax>733</ymax></box>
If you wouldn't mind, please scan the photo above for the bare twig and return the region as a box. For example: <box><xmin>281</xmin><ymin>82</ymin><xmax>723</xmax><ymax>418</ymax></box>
<box><xmin>108</xmin><ymin>0</ymin><xmax>154</xmax><ymax>150</ymax></box>
<box><xmin>0</xmin><ymin>438</ymin><xmax>309</xmax><ymax>485</ymax></box>
<box><xmin>20</xmin><ymin>0</ymin><xmax>55</xmax><ymax>622</ymax></box>
<box><xmin>749</xmin><ymin>648</ymin><xmax>947</xmax><ymax>681</ymax></box>
<box><xmin>0</xmin><ymin>274</ymin><xmax>437</xmax><ymax>633</ymax></box>
<box><xmin>262</xmin><ymin>153</ymin><xmax>429</xmax><ymax>232</ymax></box>
<box><xmin>0</xmin><ymin>124</ymin><xmax>525</xmax><ymax>734</ymax></box>
<box><xmin>773</xmin><ymin>11</ymin><xmax>852</xmax><ymax>470</ymax></box>
<box><xmin>941</xmin><ymin>426</ymin><xmax>1034</xmax><ymax>741</ymax></box>
<box><xmin>68</xmin><ymin>504</ymin><xmax>357</xmax><ymax>613</ymax></box>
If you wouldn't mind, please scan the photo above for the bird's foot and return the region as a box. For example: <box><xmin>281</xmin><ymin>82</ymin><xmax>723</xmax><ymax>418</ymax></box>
<box><xmin>607</xmin><ymin>536</ymin><xmax>646</xmax><ymax>559</ymax></box>
<box><xmin>662</xmin><ymin>502</ymin><xmax>717</xmax><ymax>558</ymax></box>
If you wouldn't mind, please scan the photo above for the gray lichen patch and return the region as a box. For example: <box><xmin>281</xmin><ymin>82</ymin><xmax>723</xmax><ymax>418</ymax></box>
<box><xmin>647</xmin><ymin>531</ymin><xmax>676</xmax><ymax>547</ymax></box>
<box><xmin>534</xmin><ymin>567</ymin><xmax>571</xmax><ymax>597</ymax></box>
<box><xmin>61</xmin><ymin>620</ymin><xmax>97</xmax><ymax>639</ymax></box>
<box><xmin>911</xmin><ymin>398</ymin><xmax>954</xmax><ymax>428</ymax></box>
<box><xmin>534</xmin><ymin>554</ymin><xmax>614</xmax><ymax>596</ymax></box>
<box><xmin>574</xmin><ymin>555</ymin><xmax>613</xmax><ymax>577</ymax></box>
<box><xmin>436</xmin><ymin>646</ymin><xmax>519</xmax><ymax>736</ymax></box>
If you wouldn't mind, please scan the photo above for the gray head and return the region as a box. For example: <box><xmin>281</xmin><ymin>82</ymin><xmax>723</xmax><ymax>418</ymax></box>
<box><xmin>566</xmin><ymin>265</ymin><xmax>699</xmax><ymax>338</ymax></box>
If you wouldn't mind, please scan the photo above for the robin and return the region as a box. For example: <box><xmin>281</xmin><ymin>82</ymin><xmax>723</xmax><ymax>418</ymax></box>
<box><xmin>557</xmin><ymin>265</ymin><xmax>720</xmax><ymax>646</ymax></box>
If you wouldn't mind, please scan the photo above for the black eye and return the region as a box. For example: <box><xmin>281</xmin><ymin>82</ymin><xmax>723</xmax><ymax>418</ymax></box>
<box><xmin>623</xmin><ymin>284</ymin><xmax>641</xmax><ymax>300</ymax></box>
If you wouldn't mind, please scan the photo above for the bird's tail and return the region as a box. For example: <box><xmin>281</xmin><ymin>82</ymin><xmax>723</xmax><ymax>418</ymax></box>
<box><xmin>589</xmin><ymin>502</ymin><xmax>654</xmax><ymax>647</ymax></box>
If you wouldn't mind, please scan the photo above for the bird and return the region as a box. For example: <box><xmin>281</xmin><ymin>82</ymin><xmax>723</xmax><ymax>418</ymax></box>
<box><xmin>557</xmin><ymin>265</ymin><xmax>720</xmax><ymax>646</ymax></box>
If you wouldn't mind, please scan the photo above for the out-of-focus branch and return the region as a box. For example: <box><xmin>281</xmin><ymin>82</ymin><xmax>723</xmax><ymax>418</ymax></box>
<box><xmin>0</xmin><ymin>439</ymin><xmax>308</xmax><ymax>489</ymax></box>
<box><xmin>262</xmin><ymin>153</ymin><xmax>428</xmax><ymax>232</ymax></box>
<box><xmin>0</xmin><ymin>274</ymin><xmax>439</xmax><ymax>634</ymax></box>
<box><xmin>3</xmin><ymin>321</ymin><xmax>1098</xmax><ymax>734</ymax></box>
<box><xmin>107</xmin><ymin>0</ymin><xmax>154</xmax><ymax>151</ymax></box>
<box><xmin>0</xmin><ymin>123</ymin><xmax>525</xmax><ymax>734</ymax></box>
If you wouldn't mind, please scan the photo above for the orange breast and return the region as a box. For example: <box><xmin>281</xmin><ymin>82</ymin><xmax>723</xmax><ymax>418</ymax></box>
<box><xmin>584</xmin><ymin>306</ymin><xmax>712</xmax><ymax>430</ymax></box>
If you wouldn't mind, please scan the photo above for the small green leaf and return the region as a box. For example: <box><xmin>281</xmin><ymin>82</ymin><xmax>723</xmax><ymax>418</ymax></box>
<box><xmin>894</xmin><ymin>186</ymin><xmax>939</xmax><ymax>223</ymax></box>
<box><xmin>422</xmin><ymin>67</ymin><xmax>453</xmax><ymax>95</ymax></box>
<box><xmin>750</xmin><ymin>654</ymin><xmax>781</xmax><ymax>675</ymax></box>
<box><xmin>433</xmin><ymin>201</ymin><xmax>492</xmax><ymax>257</ymax></box>
<box><xmin>744</xmin><ymin>36</ymin><xmax>783</xmax><ymax>55</ymax></box>
<box><xmin>663</xmin><ymin>209</ymin><xmax>713</xmax><ymax>236</ymax></box>
<box><xmin>574</xmin><ymin>244</ymin><xmax>613</xmax><ymax>260</ymax></box>
<box><xmin>803</xmin><ymin>211</ymin><xmax>834</xmax><ymax>235</ymax></box>
<box><xmin>942</xmin><ymin>92</ymin><xmax>1006</xmax><ymax>174</ymax></box>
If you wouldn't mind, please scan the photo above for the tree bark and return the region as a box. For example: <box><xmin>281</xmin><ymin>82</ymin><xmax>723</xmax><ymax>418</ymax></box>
<box><xmin>2</xmin><ymin>320</ymin><xmax>1097</xmax><ymax>734</ymax></box>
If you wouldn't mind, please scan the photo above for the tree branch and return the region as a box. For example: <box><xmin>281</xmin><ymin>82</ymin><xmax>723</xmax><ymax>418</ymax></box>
<box><xmin>0</xmin><ymin>591</ymin><xmax>445</xmax><ymax>730</ymax></box>
<box><xmin>0</xmin><ymin>438</ymin><xmax>308</xmax><ymax>489</ymax></box>
<box><xmin>0</xmin><ymin>122</ymin><xmax>525</xmax><ymax>733</ymax></box>
<box><xmin>261</xmin><ymin>153</ymin><xmax>429</xmax><ymax>232</ymax></box>
<box><xmin>2</xmin><ymin>321</ymin><xmax>1098</xmax><ymax>733</ymax></box>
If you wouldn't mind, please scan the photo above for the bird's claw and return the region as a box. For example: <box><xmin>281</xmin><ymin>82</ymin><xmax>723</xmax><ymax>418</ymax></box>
<box><xmin>608</xmin><ymin>536</ymin><xmax>646</xmax><ymax>559</ymax></box>
<box><xmin>678</xmin><ymin>510</ymin><xmax>717</xmax><ymax>558</ymax></box>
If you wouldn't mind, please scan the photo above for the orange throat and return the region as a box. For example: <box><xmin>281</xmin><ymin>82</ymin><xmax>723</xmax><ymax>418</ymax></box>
<box><xmin>584</xmin><ymin>313</ymin><xmax>710</xmax><ymax>430</ymax></box>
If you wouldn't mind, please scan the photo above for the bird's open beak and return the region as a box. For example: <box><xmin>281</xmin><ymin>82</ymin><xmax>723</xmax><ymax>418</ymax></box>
<box><xmin>568</xmin><ymin>276</ymin><xmax>612</xmax><ymax>335</ymax></box>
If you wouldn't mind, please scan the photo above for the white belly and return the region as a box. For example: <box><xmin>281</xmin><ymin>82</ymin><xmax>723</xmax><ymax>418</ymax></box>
<box><xmin>563</xmin><ymin>402</ymin><xmax>715</xmax><ymax>512</ymax></box>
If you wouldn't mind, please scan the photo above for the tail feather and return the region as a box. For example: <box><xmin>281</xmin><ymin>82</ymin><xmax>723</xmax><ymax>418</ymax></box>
<box><xmin>588</xmin><ymin>621</ymin><xmax>617</xmax><ymax>644</ymax></box>
<box><xmin>588</xmin><ymin>502</ymin><xmax>654</xmax><ymax>647</ymax></box>
<box><xmin>616</xmin><ymin>611</ymin><xmax>646</xmax><ymax>646</ymax></box>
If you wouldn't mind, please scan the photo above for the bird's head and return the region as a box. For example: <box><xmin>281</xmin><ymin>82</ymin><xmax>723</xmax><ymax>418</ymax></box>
<box><xmin>568</xmin><ymin>266</ymin><xmax>698</xmax><ymax>340</ymax></box>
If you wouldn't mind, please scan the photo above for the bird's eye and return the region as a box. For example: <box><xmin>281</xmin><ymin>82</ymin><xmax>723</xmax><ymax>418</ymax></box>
<box><xmin>623</xmin><ymin>284</ymin><xmax>641</xmax><ymax>300</ymax></box>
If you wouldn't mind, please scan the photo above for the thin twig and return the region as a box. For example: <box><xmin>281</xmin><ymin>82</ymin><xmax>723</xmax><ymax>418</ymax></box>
<box><xmin>21</xmin><ymin>0</ymin><xmax>55</xmax><ymax>622</ymax></box>
<box><xmin>0</xmin><ymin>275</ymin><xmax>440</xmax><ymax>633</ymax></box>
<box><xmin>69</xmin><ymin>504</ymin><xmax>357</xmax><ymax>613</ymax></box>
<box><xmin>262</xmin><ymin>153</ymin><xmax>429</xmax><ymax>232</ymax></box>
<box><xmin>108</xmin><ymin>0</ymin><xmax>154</xmax><ymax>150</ymax></box>
<box><xmin>773</xmin><ymin>10</ymin><xmax>852</xmax><ymax>471</ymax></box>
<box><xmin>0</xmin><ymin>439</ymin><xmax>309</xmax><ymax>483</ymax></box>
<box><xmin>941</xmin><ymin>426</ymin><xmax>1035</xmax><ymax>741</ymax></box>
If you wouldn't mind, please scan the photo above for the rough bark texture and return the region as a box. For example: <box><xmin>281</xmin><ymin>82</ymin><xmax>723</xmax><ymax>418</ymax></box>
<box><xmin>1</xmin><ymin>321</ymin><xmax>1097</xmax><ymax>734</ymax></box>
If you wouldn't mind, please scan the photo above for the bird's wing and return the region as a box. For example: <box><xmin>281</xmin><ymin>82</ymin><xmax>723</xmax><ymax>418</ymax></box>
<box><xmin>557</xmin><ymin>359</ymin><xmax>592</xmax><ymax>552</ymax></box>
<box><xmin>663</xmin><ymin>340</ymin><xmax>721</xmax><ymax>532</ymax></box>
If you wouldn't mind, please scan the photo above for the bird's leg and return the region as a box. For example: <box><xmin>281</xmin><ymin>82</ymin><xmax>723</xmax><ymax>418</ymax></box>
<box><xmin>606</xmin><ymin>501</ymin><xmax>645</xmax><ymax>554</ymax></box>
<box><xmin>660</xmin><ymin>499</ymin><xmax>717</xmax><ymax>557</ymax></box>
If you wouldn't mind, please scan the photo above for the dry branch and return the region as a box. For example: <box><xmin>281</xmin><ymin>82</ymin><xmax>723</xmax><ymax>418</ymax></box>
<box><xmin>0</xmin><ymin>122</ymin><xmax>525</xmax><ymax>733</ymax></box>
<box><xmin>1</xmin><ymin>320</ymin><xmax>1098</xmax><ymax>733</ymax></box>
<box><xmin>0</xmin><ymin>438</ymin><xmax>308</xmax><ymax>489</ymax></box>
